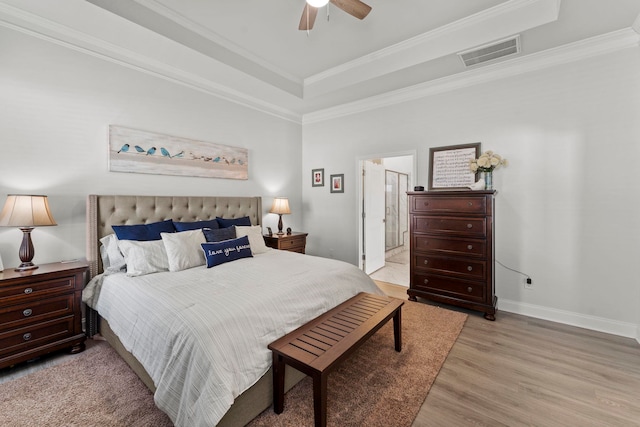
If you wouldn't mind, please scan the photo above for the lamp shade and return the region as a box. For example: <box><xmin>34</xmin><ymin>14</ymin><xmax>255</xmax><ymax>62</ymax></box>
<box><xmin>269</xmin><ymin>197</ymin><xmax>291</xmax><ymax>215</ymax></box>
<box><xmin>0</xmin><ymin>195</ymin><xmax>57</xmax><ymax>227</ymax></box>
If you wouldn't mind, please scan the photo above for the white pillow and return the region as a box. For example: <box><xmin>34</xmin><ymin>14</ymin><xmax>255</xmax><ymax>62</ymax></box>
<box><xmin>161</xmin><ymin>229</ymin><xmax>206</xmax><ymax>272</ymax></box>
<box><xmin>235</xmin><ymin>225</ymin><xmax>270</xmax><ymax>255</ymax></box>
<box><xmin>117</xmin><ymin>239</ymin><xmax>170</xmax><ymax>276</ymax></box>
<box><xmin>99</xmin><ymin>234</ymin><xmax>126</xmax><ymax>271</ymax></box>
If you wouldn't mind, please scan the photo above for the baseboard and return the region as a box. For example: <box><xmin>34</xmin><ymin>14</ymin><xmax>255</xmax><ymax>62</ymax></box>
<box><xmin>499</xmin><ymin>298</ymin><xmax>639</xmax><ymax>341</ymax></box>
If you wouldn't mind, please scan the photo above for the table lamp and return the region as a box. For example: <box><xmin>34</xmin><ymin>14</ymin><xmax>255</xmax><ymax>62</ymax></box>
<box><xmin>0</xmin><ymin>194</ymin><xmax>57</xmax><ymax>271</ymax></box>
<box><xmin>269</xmin><ymin>197</ymin><xmax>290</xmax><ymax>235</ymax></box>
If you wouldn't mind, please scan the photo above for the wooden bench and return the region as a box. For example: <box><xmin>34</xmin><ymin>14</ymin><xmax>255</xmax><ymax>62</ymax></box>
<box><xmin>268</xmin><ymin>292</ymin><xmax>404</xmax><ymax>427</ymax></box>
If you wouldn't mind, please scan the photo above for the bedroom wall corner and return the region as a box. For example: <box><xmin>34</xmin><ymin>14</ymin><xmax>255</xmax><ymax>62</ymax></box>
<box><xmin>0</xmin><ymin>25</ymin><xmax>302</xmax><ymax>269</ymax></box>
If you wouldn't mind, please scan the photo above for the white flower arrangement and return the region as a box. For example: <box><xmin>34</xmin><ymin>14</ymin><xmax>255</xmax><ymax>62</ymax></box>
<box><xmin>469</xmin><ymin>150</ymin><xmax>508</xmax><ymax>173</ymax></box>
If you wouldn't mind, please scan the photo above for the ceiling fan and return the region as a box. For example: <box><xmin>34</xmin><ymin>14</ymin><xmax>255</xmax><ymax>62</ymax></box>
<box><xmin>299</xmin><ymin>0</ymin><xmax>372</xmax><ymax>31</ymax></box>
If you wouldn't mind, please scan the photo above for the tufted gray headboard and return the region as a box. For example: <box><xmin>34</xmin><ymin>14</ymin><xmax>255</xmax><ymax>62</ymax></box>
<box><xmin>86</xmin><ymin>194</ymin><xmax>262</xmax><ymax>278</ymax></box>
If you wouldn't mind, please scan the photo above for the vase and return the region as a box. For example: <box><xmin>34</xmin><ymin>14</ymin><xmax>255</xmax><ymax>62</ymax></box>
<box><xmin>483</xmin><ymin>171</ymin><xmax>493</xmax><ymax>190</ymax></box>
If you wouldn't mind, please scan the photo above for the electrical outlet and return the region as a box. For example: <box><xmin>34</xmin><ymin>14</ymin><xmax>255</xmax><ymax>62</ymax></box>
<box><xmin>524</xmin><ymin>277</ymin><xmax>533</xmax><ymax>289</ymax></box>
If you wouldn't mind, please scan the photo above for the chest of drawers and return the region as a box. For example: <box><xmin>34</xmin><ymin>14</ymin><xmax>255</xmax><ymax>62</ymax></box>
<box><xmin>0</xmin><ymin>261</ymin><xmax>88</xmax><ymax>368</ymax></box>
<box><xmin>408</xmin><ymin>191</ymin><xmax>497</xmax><ymax>320</ymax></box>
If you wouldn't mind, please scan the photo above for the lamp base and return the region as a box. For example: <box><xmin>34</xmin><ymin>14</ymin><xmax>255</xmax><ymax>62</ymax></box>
<box><xmin>277</xmin><ymin>214</ymin><xmax>284</xmax><ymax>235</ymax></box>
<box><xmin>16</xmin><ymin>262</ymin><xmax>38</xmax><ymax>272</ymax></box>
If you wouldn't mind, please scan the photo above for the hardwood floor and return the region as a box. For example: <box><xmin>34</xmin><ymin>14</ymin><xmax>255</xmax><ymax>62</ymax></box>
<box><xmin>376</xmin><ymin>281</ymin><xmax>640</xmax><ymax>427</ymax></box>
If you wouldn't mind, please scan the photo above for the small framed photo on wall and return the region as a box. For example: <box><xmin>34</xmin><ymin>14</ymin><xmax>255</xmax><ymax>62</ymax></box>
<box><xmin>312</xmin><ymin>168</ymin><xmax>324</xmax><ymax>187</ymax></box>
<box><xmin>330</xmin><ymin>174</ymin><xmax>344</xmax><ymax>193</ymax></box>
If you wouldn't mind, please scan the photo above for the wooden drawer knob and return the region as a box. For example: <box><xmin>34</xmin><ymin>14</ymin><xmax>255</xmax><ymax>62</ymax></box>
<box><xmin>468</xmin><ymin>202</ymin><xmax>473</xmax><ymax>206</ymax></box>
<box><xmin>466</xmin><ymin>224</ymin><xmax>473</xmax><ymax>229</ymax></box>
<box><xmin>23</xmin><ymin>309</ymin><xmax>32</xmax><ymax>317</ymax></box>
<box><xmin>423</xmin><ymin>279</ymin><xmax>429</xmax><ymax>284</ymax></box>
<box><xmin>467</xmin><ymin>287</ymin><xmax>473</xmax><ymax>293</ymax></box>
<box><xmin>467</xmin><ymin>244</ymin><xmax>473</xmax><ymax>250</ymax></box>
<box><xmin>423</xmin><ymin>260</ymin><xmax>429</xmax><ymax>265</ymax></box>
<box><xmin>467</xmin><ymin>266</ymin><xmax>473</xmax><ymax>271</ymax></box>
<box><xmin>23</xmin><ymin>333</ymin><xmax>32</xmax><ymax>341</ymax></box>
<box><xmin>24</xmin><ymin>287</ymin><xmax>33</xmax><ymax>294</ymax></box>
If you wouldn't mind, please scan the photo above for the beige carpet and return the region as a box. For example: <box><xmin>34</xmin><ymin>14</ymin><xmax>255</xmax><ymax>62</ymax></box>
<box><xmin>0</xmin><ymin>301</ymin><xmax>466</xmax><ymax>427</ymax></box>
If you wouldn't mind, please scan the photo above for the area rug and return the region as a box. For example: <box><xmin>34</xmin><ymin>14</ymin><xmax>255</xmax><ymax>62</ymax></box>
<box><xmin>0</xmin><ymin>300</ymin><xmax>466</xmax><ymax>427</ymax></box>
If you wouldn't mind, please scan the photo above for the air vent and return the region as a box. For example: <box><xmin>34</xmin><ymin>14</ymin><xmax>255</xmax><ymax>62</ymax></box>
<box><xmin>458</xmin><ymin>35</ymin><xmax>520</xmax><ymax>67</ymax></box>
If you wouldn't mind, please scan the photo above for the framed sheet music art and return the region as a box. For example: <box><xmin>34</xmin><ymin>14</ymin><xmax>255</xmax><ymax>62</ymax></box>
<box><xmin>428</xmin><ymin>143</ymin><xmax>481</xmax><ymax>190</ymax></box>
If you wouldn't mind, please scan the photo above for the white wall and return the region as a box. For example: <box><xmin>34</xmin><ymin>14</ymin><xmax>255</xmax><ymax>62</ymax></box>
<box><xmin>0</xmin><ymin>27</ymin><xmax>302</xmax><ymax>268</ymax></box>
<box><xmin>302</xmin><ymin>47</ymin><xmax>640</xmax><ymax>338</ymax></box>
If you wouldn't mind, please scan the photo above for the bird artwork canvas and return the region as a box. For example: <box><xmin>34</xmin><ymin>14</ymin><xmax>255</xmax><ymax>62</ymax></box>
<box><xmin>108</xmin><ymin>125</ymin><xmax>248</xmax><ymax>180</ymax></box>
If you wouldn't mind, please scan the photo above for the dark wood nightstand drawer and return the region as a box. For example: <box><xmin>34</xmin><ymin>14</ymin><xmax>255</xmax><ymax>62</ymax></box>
<box><xmin>411</xmin><ymin>196</ymin><xmax>487</xmax><ymax>215</ymax></box>
<box><xmin>264</xmin><ymin>232</ymin><xmax>308</xmax><ymax>254</ymax></box>
<box><xmin>413</xmin><ymin>235</ymin><xmax>486</xmax><ymax>258</ymax></box>
<box><xmin>0</xmin><ymin>316</ymin><xmax>75</xmax><ymax>357</ymax></box>
<box><xmin>0</xmin><ymin>294</ymin><xmax>75</xmax><ymax>331</ymax></box>
<box><xmin>0</xmin><ymin>276</ymin><xmax>75</xmax><ymax>305</ymax></box>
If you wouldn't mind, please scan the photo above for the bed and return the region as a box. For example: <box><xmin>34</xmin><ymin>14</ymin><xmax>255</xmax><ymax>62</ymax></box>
<box><xmin>83</xmin><ymin>194</ymin><xmax>383</xmax><ymax>427</ymax></box>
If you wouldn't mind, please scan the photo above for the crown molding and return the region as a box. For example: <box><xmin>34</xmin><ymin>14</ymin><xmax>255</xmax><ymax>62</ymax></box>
<box><xmin>0</xmin><ymin>2</ymin><xmax>302</xmax><ymax>124</ymax></box>
<box><xmin>303</xmin><ymin>0</ymin><xmax>561</xmax><ymax>97</ymax></box>
<box><xmin>303</xmin><ymin>27</ymin><xmax>640</xmax><ymax>124</ymax></box>
<box><xmin>135</xmin><ymin>0</ymin><xmax>302</xmax><ymax>86</ymax></box>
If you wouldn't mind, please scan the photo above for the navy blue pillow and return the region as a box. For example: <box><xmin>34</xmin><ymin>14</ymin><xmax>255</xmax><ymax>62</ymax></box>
<box><xmin>201</xmin><ymin>236</ymin><xmax>252</xmax><ymax>268</ymax></box>
<box><xmin>202</xmin><ymin>226</ymin><xmax>236</xmax><ymax>242</ymax></box>
<box><xmin>112</xmin><ymin>220</ymin><xmax>175</xmax><ymax>241</ymax></box>
<box><xmin>173</xmin><ymin>219</ymin><xmax>219</xmax><ymax>232</ymax></box>
<box><xmin>216</xmin><ymin>216</ymin><xmax>251</xmax><ymax>228</ymax></box>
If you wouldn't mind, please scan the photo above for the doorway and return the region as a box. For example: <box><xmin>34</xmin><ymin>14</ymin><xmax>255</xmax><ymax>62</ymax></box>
<box><xmin>358</xmin><ymin>152</ymin><xmax>415</xmax><ymax>287</ymax></box>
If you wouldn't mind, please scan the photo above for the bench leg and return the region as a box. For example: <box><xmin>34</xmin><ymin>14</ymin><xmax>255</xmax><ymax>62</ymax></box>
<box><xmin>272</xmin><ymin>353</ymin><xmax>285</xmax><ymax>414</ymax></box>
<box><xmin>393</xmin><ymin>307</ymin><xmax>402</xmax><ymax>352</ymax></box>
<box><xmin>312</xmin><ymin>373</ymin><xmax>328</xmax><ymax>427</ymax></box>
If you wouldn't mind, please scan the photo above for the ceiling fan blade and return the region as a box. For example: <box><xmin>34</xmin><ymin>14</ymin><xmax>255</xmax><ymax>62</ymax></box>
<box><xmin>298</xmin><ymin>4</ymin><xmax>318</xmax><ymax>30</ymax></box>
<box><xmin>330</xmin><ymin>0</ymin><xmax>372</xmax><ymax>20</ymax></box>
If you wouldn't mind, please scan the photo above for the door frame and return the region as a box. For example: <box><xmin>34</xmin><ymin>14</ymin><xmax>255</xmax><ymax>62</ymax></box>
<box><xmin>356</xmin><ymin>150</ymin><xmax>417</xmax><ymax>272</ymax></box>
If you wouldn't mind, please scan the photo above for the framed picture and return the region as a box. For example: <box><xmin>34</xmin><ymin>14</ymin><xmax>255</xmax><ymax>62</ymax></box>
<box><xmin>330</xmin><ymin>174</ymin><xmax>344</xmax><ymax>193</ymax></box>
<box><xmin>428</xmin><ymin>142</ymin><xmax>481</xmax><ymax>190</ymax></box>
<box><xmin>109</xmin><ymin>125</ymin><xmax>248</xmax><ymax>180</ymax></box>
<box><xmin>312</xmin><ymin>168</ymin><xmax>324</xmax><ymax>187</ymax></box>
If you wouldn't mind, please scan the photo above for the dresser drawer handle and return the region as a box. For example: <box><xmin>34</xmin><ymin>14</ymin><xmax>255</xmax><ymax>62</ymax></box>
<box><xmin>23</xmin><ymin>309</ymin><xmax>33</xmax><ymax>317</ymax></box>
<box><xmin>467</xmin><ymin>287</ymin><xmax>473</xmax><ymax>293</ymax></box>
<box><xmin>467</xmin><ymin>266</ymin><xmax>473</xmax><ymax>271</ymax></box>
<box><xmin>467</xmin><ymin>244</ymin><xmax>473</xmax><ymax>250</ymax></box>
<box><xmin>23</xmin><ymin>333</ymin><xmax>32</xmax><ymax>341</ymax></box>
<box><xmin>423</xmin><ymin>260</ymin><xmax>429</xmax><ymax>265</ymax></box>
<box><xmin>423</xmin><ymin>279</ymin><xmax>429</xmax><ymax>284</ymax></box>
<box><xmin>24</xmin><ymin>287</ymin><xmax>33</xmax><ymax>294</ymax></box>
<box><xmin>466</xmin><ymin>224</ymin><xmax>473</xmax><ymax>229</ymax></box>
<box><xmin>468</xmin><ymin>202</ymin><xmax>473</xmax><ymax>206</ymax></box>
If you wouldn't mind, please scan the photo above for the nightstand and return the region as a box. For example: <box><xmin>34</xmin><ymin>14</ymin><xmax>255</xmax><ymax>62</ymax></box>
<box><xmin>263</xmin><ymin>232</ymin><xmax>308</xmax><ymax>254</ymax></box>
<box><xmin>0</xmin><ymin>261</ymin><xmax>88</xmax><ymax>369</ymax></box>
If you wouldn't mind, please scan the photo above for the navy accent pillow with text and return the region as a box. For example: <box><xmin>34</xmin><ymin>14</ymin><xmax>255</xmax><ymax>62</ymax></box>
<box><xmin>201</xmin><ymin>235</ymin><xmax>253</xmax><ymax>268</ymax></box>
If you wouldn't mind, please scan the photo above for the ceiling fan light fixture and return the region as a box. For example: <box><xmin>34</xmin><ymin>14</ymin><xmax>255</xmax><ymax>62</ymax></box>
<box><xmin>306</xmin><ymin>0</ymin><xmax>330</xmax><ymax>8</ymax></box>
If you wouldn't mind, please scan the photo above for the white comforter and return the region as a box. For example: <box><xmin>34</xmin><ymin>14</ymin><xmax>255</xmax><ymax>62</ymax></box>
<box><xmin>83</xmin><ymin>249</ymin><xmax>383</xmax><ymax>427</ymax></box>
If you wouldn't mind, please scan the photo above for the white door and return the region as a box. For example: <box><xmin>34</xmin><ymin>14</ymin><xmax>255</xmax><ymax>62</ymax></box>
<box><xmin>364</xmin><ymin>161</ymin><xmax>386</xmax><ymax>274</ymax></box>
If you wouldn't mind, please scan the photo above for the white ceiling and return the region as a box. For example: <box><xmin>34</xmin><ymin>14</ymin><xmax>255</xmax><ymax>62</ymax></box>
<box><xmin>4</xmin><ymin>0</ymin><xmax>640</xmax><ymax>121</ymax></box>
